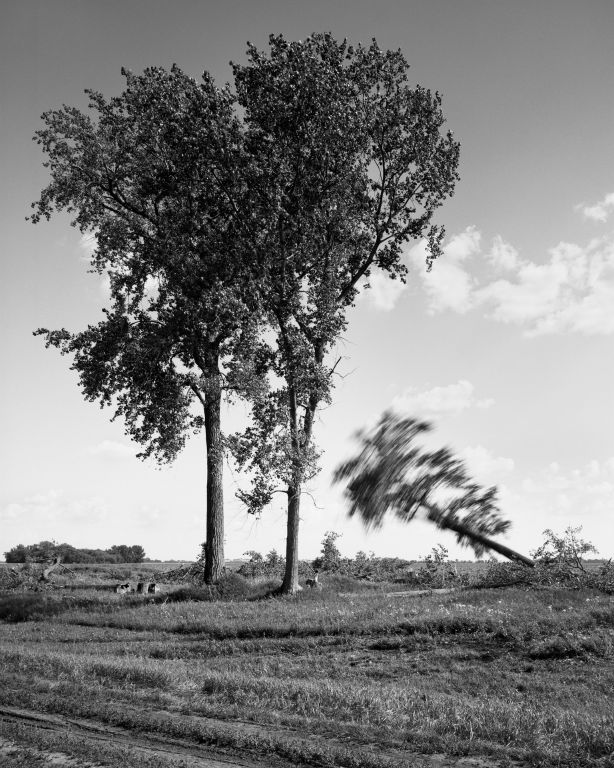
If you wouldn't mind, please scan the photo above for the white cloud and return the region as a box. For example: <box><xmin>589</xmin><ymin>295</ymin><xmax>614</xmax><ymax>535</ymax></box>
<box><xmin>415</xmin><ymin>226</ymin><xmax>614</xmax><ymax>336</ymax></box>
<box><xmin>487</xmin><ymin>236</ymin><xmax>519</xmax><ymax>271</ymax></box>
<box><xmin>392</xmin><ymin>379</ymin><xmax>494</xmax><ymax>416</ymax></box>
<box><xmin>364</xmin><ymin>226</ymin><xmax>482</xmax><ymax>313</ymax></box>
<box><xmin>364</xmin><ymin>272</ymin><xmax>409</xmax><ymax>311</ymax></box>
<box><xmin>519</xmin><ymin>458</ymin><xmax>614</xmax><ymax>522</ymax></box>
<box><xmin>411</xmin><ymin>226</ymin><xmax>480</xmax><ymax>314</ymax></box>
<box><xmin>576</xmin><ymin>192</ymin><xmax>614</xmax><ymax>223</ymax></box>
<box><xmin>88</xmin><ymin>440</ymin><xmax>135</xmax><ymax>459</ymax></box>
<box><xmin>476</xmin><ymin>248</ymin><xmax>573</xmax><ymax>325</ymax></box>
<box><xmin>461</xmin><ymin>445</ymin><xmax>515</xmax><ymax>479</ymax></box>
<box><xmin>444</xmin><ymin>227</ymin><xmax>482</xmax><ymax>262</ymax></box>
<box><xmin>479</xmin><ymin>237</ymin><xmax>614</xmax><ymax>335</ymax></box>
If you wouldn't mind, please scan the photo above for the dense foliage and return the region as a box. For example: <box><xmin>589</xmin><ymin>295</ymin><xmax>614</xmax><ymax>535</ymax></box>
<box><xmin>4</xmin><ymin>541</ymin><xmax>146</xmax><ymax>564</ymax></box>
<box><xmin>229</xmin><ymin>35</ymin><xmax>460</xmax><ymax>592</ymax></box>
<box><xmin>30</xmin><ymin>65</ymin><xmax>266</xmax><ymax>584</ymax></box>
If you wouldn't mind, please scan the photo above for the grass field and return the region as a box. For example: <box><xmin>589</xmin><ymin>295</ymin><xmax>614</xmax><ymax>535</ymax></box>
<box><xmin>0</xmin><ymin>569</ymin><xmax>612</xmax><ymax>767</ymax></box>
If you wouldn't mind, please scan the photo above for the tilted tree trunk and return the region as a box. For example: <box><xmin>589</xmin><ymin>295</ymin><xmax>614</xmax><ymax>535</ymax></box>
<box><xmin>203</xmin><ymin>352</ymin><xmax>225</xmax><ymax>585</ymax></box>
<box><xmin>333</xmin><ymin>412</ymin><xmax>532</xmax><ymax>568</ymax></box>
<box><xmin>426</xmin><ymin>508</ymin><xmax>535</xmax><ymax>567</ymax></box>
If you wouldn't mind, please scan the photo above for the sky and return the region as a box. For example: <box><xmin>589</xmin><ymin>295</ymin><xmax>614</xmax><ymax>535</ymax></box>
<box><xmin>1</xmin><ymin>0</ymin><xmax>613</xmax><ymax>562</ymax></box>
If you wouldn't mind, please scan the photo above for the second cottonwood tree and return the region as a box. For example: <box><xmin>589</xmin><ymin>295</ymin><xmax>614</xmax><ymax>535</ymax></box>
<box><xmin>229</xmin><ymin>35</ymin><xmax>461</xmax><ymax>593</ymax></box>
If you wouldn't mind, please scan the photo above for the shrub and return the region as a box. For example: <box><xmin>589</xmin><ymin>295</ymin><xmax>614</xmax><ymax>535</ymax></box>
<box><xmin>237</xmin><ymin>550</ymin><xmax>285</xmax><ymax>579</ymax></box>
<box><xmin>237</xmin><ymin>552</ymin><xmax>313</xmax><ymax>580</ymax></box>
<box><xmin>0</xmin><ymin>593</ymin><xmax>65</xmax><ymax>622</ymax></box>
<box><xmin>532</xmin><ymin>526</ymin><xmax>597</xmax><ymax>569</ymax></box>
<box><xmin>163</xmin><ymin>573</ymin><xmax>278</xmax><ymax>603</ymax></box>
<box><xmin>312</xmin><ymin>531</ymin><xmax>343</xmax><ymax>573</ymax></box>
<box><xmin>591</xmin><ymin>559</ymin><xmax>614</xmax><ymax>594</ymax></box>
<box><xmin>3</xmin><ymin>541</ymin><xmax>146</xmax><ymax>564</ymax></box>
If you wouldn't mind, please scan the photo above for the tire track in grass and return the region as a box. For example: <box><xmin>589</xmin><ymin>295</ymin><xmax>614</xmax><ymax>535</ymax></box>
<box><xmin>0</xmin><ymin>704</ymin><xmax>516</xmax><ymax>768</ymax></box>
<box><xmin>0</xmin><ymin>707</ymin><xmax>267</xmax><ymax>768</ymax></box>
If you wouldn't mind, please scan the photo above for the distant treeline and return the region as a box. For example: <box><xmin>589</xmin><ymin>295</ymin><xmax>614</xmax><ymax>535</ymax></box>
<box><xmin>4</xmin><ymin>541</ymin><xmax>146</xmax><ymax>564</ymax></box>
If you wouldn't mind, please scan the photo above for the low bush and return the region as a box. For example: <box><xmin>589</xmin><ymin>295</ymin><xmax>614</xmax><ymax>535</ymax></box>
<box><xmin>161</xmin><ymin>573</ymin><xmax>279</xmax><ymax>603</ymax></box>
<box><xmin>0</xmin><ymin>593</ymin><xmax>65</xmax><ymax>622</ymax></box>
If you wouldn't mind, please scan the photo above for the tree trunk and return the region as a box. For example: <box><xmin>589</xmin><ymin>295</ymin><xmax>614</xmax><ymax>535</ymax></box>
<box><xmin>203</xmin><ymin>365</ymin><xmax>224</xmax><ymax>585</ymax></box>
<box><xmin>281</xmin><ymin>482</ymin><xmax>301</xmax><ymax>594</ymax></box>
<box><xmin>279</xmin><ymin>345</ymin><xmax>324</xmax><ymax>595</ymax></box>
<box><xmin>430</xmin><ymin>511</ymin><xmax>534</xmax><ymax>567</ymax></box>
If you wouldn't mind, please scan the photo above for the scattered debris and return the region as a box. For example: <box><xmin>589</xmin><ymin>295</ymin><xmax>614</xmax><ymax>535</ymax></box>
<box><xmin>155</xmin><ymin>562</ymin><xmax>207</xmax><ymax>584</ymax></box>
<box><xmin>0</xmin><ymin>560</ymin><xmax>73</xmax><ymax>592</ymax></box>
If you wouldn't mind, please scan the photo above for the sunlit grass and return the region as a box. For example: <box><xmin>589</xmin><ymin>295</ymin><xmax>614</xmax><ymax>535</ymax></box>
<box><xmin>1</xmin><ymin>583</ymin><xmax>612</xmax><ymax>766</ymax></box>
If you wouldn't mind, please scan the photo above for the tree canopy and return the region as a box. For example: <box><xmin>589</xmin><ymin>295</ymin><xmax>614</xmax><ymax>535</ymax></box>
<box><xmin>229</xmin><ymin>34</ymin><xmax>460</xmax><ymax>592</ymax></box>
<box><xmin>30</xmin><ymin>65</ymin><xmax>267</xmax><ymax>582</ymax></box>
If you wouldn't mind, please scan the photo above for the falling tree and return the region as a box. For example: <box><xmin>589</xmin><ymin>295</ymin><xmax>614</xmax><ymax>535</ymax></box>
<box><xmin>333</xmin><ymin>412</ymin><xmax>534</xmax><ymax>566</ymax></box>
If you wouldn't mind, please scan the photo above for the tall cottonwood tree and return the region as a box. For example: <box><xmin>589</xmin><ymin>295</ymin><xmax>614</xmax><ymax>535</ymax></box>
<box><xmin>30</xmin><ymin>66</ymin><xmax>265</xmax><ymax>583</ymax></box>
<box><xmin>230</xmin><ymin>35</ymin><xmax>460</xmax><ymax>593</ymax></box>
<box><xmin>334</xmin><ymin>412</ymin><xmax>534</xmax><ymax>566</ymax></box>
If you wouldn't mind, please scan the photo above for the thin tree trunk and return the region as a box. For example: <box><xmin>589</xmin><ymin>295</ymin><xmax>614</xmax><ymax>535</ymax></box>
<box><xmin>203</xmin><ymin>360</ymin><xmax>224</xmax><ymax>585</ymax></box>
<box><xmin>281</xmin><ymin>482</ymin><xmax>301</xmax><ymax>593</ymax></box>
<box><xmin>279</xmin><ymin>344</ymin><xmax>324</xmax><ymax>595</ymax></box>
<box><xmin>428</xmin><ymin>509</ymin><xmax>534</xmax><ymax>567</ymax></box>
<box><xmin>280</xmin><ymin>378</ymin><xmax>305</xmax><ymax>595</ymax></box>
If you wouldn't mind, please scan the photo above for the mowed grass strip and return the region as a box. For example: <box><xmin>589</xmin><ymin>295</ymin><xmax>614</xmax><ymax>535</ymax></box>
<box><xmin>0</xmin><ymin>586</ymin><xmax>613</xmax><ymax>766</ymax></box>
<box><xmin>45</xmin><ymin>586</ymin><xmax>614</xmax><ymax>639</ymax></box>
<box><xmin>1</xmin><ymin>647</ymin><xmax>612</xmax><ymax>766</ymax></box>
